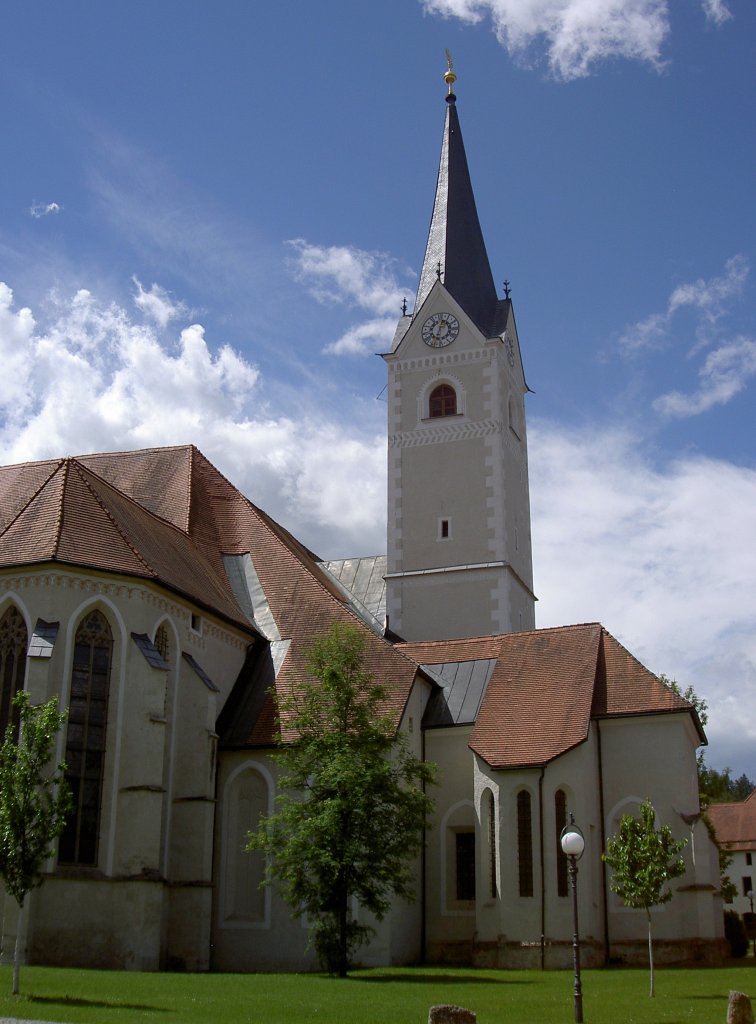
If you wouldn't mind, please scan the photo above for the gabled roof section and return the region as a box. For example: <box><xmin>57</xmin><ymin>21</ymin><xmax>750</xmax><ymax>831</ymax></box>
<box><xmin>0</xmin><ymin>445</ymin><xmax>423</xmax><ymax>744</ymax></box>
<box><xmin>707</xmin><ymin>789</ymin><xmax>756</xmax><ymax>851</ymax></box>
<box><xmin>397</xmin><ymin>624</ymin><xmax>698</xmax><ymax>770</ymax></box>
<box><xmin>0</xmin><ymin>454</ymin><xmax>250</xmax><ymax>627</ymax></box>
<box><xmin>414</xmin><ymin>92</ymin><xmax>507</xmax><ymax>338</ymax></box>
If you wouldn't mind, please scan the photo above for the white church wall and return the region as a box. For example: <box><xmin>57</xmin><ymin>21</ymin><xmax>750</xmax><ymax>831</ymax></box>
<box><xmin>423</xmin><ymin>725</ymin><xmax>478</xmax><ymax>962</ymax></box>
<box><xmin>212</xmin><ymin>749</ymin><xmax>320</xmax><ymax>972</ymax></box>
<box><xmin>0</xmin><ymin>566</ymin><xmax>251</xmax><ymax>972</ymax></box>
<box><xmin>599</xmin><ymin>714</ymin><xmax>725</xmax><ymax>961</ymax></box>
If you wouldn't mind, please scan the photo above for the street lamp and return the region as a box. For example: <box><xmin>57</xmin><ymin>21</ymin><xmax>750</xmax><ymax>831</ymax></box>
<box><xmin>560</xmin><ymin>814</ymin><xmax>586</xmax><ymax>1024</ymax></box>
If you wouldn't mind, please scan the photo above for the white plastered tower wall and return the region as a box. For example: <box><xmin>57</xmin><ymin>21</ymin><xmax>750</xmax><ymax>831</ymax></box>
<box><xmin>384</xmin><ymin>282</ymin><xmax>534</xmax><ymax>641</ymax></box>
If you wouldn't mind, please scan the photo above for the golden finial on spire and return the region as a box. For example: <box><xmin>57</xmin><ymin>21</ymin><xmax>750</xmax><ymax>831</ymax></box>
<box><xmin>444</xmin><ymin>49</ymin><xmax>457</xmax><ymax>95</ymax></box>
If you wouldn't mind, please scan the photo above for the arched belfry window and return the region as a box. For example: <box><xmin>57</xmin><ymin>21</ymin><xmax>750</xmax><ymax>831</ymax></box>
<box><xmin>59</xmin><ymin>609</ymin><xmax>113</xmax><ymax>866</ymax></box>
<box><xmin>0</xmin><ymin>606</ymin><xmax>27</xmax><ymax>740</ymax></box>
<box><xmin>429</xmin><ymin>383</ymin><xmax>457</xmax><ymax>418</ymax></box>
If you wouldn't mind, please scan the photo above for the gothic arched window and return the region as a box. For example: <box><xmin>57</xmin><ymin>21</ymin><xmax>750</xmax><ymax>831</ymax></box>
<box><xmin>59</xmin><ymin>609</ymin><xmax>113</xmax><ymax>866</ymax></box>
<box><xmin>486</xmin><ymin>789</ymin><xmax>497</xmax><ymax>899</ymax></box>
<box><xmin>0</xmin><ymin>606</ymin><xmax>27</xmax><ymax>740</ymax></box>
<box><xmin>555</xmin><ymin>788</ymin><xmax>569</xmax><ymax>897</ymax></box>
<box><xmin>517</xmin><ymin>789</ymin><xmax>534</xmax><ymax>897</ymax></box>
<box><xmin>429</xmin><ymin>383</ymin><xmax>457</xmax><ymax>418</ymax></box>
<box><xmin>154</xmin><ymin>624</ymin><xmax>170</xmax><ymax>663</ymax></box>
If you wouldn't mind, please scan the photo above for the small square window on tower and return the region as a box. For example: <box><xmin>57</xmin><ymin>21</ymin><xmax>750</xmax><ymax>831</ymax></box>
<box><xmin>438</xmin><ymin>517</ymin><xmax>451</xmax><ymax>541</ymax></box>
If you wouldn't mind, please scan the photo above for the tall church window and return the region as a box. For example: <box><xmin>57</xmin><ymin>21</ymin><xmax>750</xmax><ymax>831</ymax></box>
<box><xmin>517</xmin><ymin>790</ymin><xmax>534</xmax><ymax>897</ymax></box>
<box><xmin>59</xmin><ymin>610</ymin><xmax>113</xmax><ymax>866</ymax></box>
<box><xmin>429</xmin><ymin>384</ymin><xmax>457</xmax><ymax>418</ymax></box>
<box><xmin>455</xmin><ymin>831</ymin><xmax>476</xmax><ymax>900</ymax></box>
<box><xmin>486</xmin><ymin>790</ymin><xmax>497</xmax><ymax>898</ymax></box>
<box><xmin>0</xmin><ymin>606</ymin><xmax>27</xmax><ymax>740</ymax></box>
<box><xmin>555</xmin><ymin>789</ymin><xmax>569</xmax><ymax>897</ymax></box>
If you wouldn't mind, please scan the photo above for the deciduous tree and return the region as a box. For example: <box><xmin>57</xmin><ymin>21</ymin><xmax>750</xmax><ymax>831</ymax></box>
<box><xmin>0</xmin><ymin>692</ymin><xmax>71</xmax><ymax>995</ymax></box>
<box><xmin>602</xmin><ymin>799</ymin><xmax>686</xmax><ymax>997</ymax></box>
<box><xmin>247</xmin><ymin>624</ymin><xmax>435</xmax><ymax>976</ymax></box>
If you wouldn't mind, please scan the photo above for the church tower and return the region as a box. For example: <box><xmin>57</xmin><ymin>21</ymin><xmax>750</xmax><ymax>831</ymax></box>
<box><xmin>382</xmin><ymin>61</ymin><xmax>535</xmax><ymax>642</ymax></box>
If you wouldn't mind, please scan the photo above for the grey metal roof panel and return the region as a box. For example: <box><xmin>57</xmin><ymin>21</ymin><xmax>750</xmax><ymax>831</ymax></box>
<box><xmin>28</xmin><ymin>619</ymin><xmax>59</xmax><ymax>659</ymax></box>
<box><xmin>223</xmin><ymin>552</ymin><xmax>280</xmax><ymax>641</ymax></box>
<box><xmin>319</xmin><ymin>555</ymin><xmax>387</xmax><ymax>631</ymax></box>
<box><xmin>131</xmin><ymin>632</ymin><xmax>169</xmax><ymax>670</ymax></box>
<box><xmin>182</xmin><ymin>651</ymin><xmax>220</xmax><ymax>692</ymax></box>
<box><xmin>420</xmin><ymin>658</ymin><xmax>496</xmax><ymax>726</ymax></box>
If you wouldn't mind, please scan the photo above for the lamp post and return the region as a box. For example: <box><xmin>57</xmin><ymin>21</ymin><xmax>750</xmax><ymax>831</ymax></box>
<box><xmin>560</xmin><ymin>814</ymin><xmax>585</xmax><ymax>1024</ymax></box>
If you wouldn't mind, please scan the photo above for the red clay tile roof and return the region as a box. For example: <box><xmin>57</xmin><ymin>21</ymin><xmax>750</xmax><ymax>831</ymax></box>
<box><xmin>707</xmin><ymin>790</ymin><xmax>756</xmax><ymax>851</ymax></box>
<box><xmin>406</xmin><ymin>624</ymin><xmax>697</xmax><ymax>770</ymax></box>
<box><xmin>0</xmin><ymin>446</ymin><xmax>420</xmax><ymax>743</ymax></box>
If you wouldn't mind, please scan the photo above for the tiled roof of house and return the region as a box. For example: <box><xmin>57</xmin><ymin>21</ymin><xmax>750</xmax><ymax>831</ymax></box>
<box><xmin>400</xmin><ymin>623</ymin><xmax>697</xmax><ymax>769</ymax></box>
<box><xmin>0</xmin><ymin>446</ymin><xmax>420</xmax><ymax>743</ymax></box>
<box><xmin>707</xmin><ymin>789</ymin><xmax>756</xmax><ymax>852</ymax></box>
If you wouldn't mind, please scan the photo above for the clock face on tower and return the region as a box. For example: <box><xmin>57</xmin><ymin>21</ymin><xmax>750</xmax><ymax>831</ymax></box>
<box><xmin>422</xmin><ymin>311</ymin><xmax>460</xmax><ymax>347</ymax></box>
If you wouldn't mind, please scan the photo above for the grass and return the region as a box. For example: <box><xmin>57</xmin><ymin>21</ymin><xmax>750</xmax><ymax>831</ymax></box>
<box><xmin>0</xmin><ymin>963</ymin><xmax>754</xmax><ymax>1024</ymax></box>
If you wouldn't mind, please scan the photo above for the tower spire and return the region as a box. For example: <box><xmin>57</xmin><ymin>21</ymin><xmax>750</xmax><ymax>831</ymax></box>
<box><xmin>414</xmin><ymin>57</ymin><xmax>503</xmax><ymax>336</ymax></box>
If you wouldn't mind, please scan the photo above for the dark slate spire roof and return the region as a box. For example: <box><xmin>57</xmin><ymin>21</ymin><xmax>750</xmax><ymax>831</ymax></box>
<box><xmin>415</xmin><ymin>90</ymin><xmax>507</xmax><ymax>337</ymax></box>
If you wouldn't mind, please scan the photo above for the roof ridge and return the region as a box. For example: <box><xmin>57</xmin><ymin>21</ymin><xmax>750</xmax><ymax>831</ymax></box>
<box><xmin>0</xmin><ymin>458</ymin><xmax>65</xmax><ymax>546</ymax></box>
<box><xmin>69</xmin><ymin>460</ymin><xmax>158</xmax><ymax>578</ymax></box>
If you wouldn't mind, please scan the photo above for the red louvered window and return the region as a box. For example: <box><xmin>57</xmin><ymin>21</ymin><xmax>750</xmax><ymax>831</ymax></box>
<box><xmin>429</xmin><ymin>384</ymin><xmax>457</xmax><ymax>418</ymax></box>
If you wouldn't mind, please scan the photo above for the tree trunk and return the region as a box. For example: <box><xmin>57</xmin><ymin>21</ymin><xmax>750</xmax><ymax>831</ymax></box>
<box><xmin>647</xmin><ymin>909</ymin><xmax>654</xmax><ymax>998</ymax></box>
<box><xmin>12</xmin><ymin>899</ymin><xmax>24</xmax><ymax>996</ymax></box>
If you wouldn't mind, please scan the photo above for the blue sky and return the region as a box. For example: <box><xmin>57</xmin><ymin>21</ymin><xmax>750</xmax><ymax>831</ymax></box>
<box><xmin>1</xmin><ymin>0</ymin><xmax>754</xmax><ymax>779</ymax></box>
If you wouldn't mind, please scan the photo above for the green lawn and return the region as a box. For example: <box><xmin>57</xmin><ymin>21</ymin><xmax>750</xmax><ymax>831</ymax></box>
<box><xmin>0</xmin><ymin>964</ymin><xmax>753</xmax><ymax>1024</ymax></box>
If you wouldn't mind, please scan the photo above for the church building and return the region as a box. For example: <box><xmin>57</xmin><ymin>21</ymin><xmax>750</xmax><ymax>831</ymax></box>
<box><xmin>0</xmin><ymin>65</ymin><xmax>724</xmax><ymax>972</ymax></box>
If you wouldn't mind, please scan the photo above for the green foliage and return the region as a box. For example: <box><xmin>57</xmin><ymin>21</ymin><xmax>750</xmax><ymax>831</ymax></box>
<box><xmin>0</xmin><ymin>691</ymin><xmax>71</xmax><ymax>908</ymax></box>
<box><xmin>247</xmin><ymin>624</ymin><xmax>436</xmax><ymax>976</ymax></box>
<box><xmin>0</xmin><ymin>691</ymin><xmax>71</xmax><ymax>995</ymax></box>
<box><xmin>603</xmin><ymin>800</ymin><xmax>687</xmax><ymax>996</ymax></box>
<box><xmin>698</xmin><ymin>761</ymin><xmax>755</xmax><ymax>805</ymax></box>
<box><xmin>659</xmin><ymin>675</ymin><xmax>708</xmax><ymax>727</ymax></box>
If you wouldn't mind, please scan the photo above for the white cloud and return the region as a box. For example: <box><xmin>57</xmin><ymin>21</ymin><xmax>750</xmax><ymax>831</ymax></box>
<box><xmin>621</xmin><ymin>255</ymin><xmax>750</xmax><ymax>354</ymax></box>
<box><xmin>701</xmin><ymin>0</ymin><xmax>732</xmax><ymax>25</ymax></box>
<box><xmin>530</xmin><ymin>420</ymin><xmax>756</xmax><ymax>774</ymax></box>
<box><xmin>30</xmin><ymin>201</ymin><xmax>62</xmax><ymax>218</ymax></box>
<box><xmin>421</xmin><ymin>0</ymin><xmax>670</xmax><ymax>80</ymax></box>
<box><xmin>287</xmin><ymin>239</ymin><xmax>413</xmax><ymax>356</ymax></box>
<box><xmin>653</xmin><ymin>336</ymin><xmax>756</xmax><ymax>417</ymax></box>
<box><xmin>322</xmin><ymin>317</ymin><xmax>399</xmax><ymax>357</ymax></box>
<box><xmin>618</xmin><ymin>256</ymin><xmax>753</xmax><ymax>418</ymax></box>
<box><xmin>0</xmin><ymin>280</ymin><xmax>386</xmax><ymax>558</ymax></box>
<box><xmin>132</xmin><ymin>277</ymin><xmax>188</xmax><ymax>329</ymax></box>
